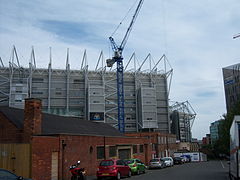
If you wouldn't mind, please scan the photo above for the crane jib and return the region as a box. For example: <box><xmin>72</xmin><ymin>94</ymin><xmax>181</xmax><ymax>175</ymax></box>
<box><xmin>107</xmin><ymin>0</ymin><xmax>144</xmax><ymax>133</ymax></box>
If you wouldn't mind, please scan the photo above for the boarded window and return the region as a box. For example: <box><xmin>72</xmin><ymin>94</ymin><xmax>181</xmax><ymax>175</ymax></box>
<box><xmin>139</xmin><ymin>145</ymin><xmax>144</xmax><ymax>153</ymax></box>
<box><xmin>109</xmin><ymin>146</ymin><xmax>116</xmax><ymax>157</ymax></box>
<box><xmin>97</xmin><ymin>146</ymin><xmax>105</xmax><ymax>159</ymax></box>
<box><xmin>133</xmin><ymin>145</ymin><xmax>137</xmax><ymax>154</ymax></box>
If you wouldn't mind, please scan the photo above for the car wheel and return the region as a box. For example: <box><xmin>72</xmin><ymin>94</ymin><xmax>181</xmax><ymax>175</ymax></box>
<box><xmin>142</xmin><ymin>168</ymin><xmax>145</xmax><ymax>174</ymax></box>
<box><xmin>128</xmin><ymin>170</ymin><xmax>132</xmax><ymax>177</ymax></box>
<box><xmin>116</xmin><ymin>172</ymin><xmax>121</xmax><ymax>180</ymax></box>
<box><xmin>137</xmin><ymin>169</ymin><xmax>140</xmax><ymax>175</ymax></box>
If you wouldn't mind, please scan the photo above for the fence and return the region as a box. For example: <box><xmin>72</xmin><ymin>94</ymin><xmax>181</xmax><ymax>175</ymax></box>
<box><xmin>0</xmin><ymin>143</ymin><xmax>31</xmax><ymax>178</ymax></box>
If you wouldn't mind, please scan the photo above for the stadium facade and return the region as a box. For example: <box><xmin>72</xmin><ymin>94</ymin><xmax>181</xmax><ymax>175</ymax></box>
<box><xmin>0</xmin><ymin>47</ymin><xmax>173</xmax><ymax>133</ymax></box>
<box><xmin>170</xmin><ymin>101</ymin><xmax>196</xmax><ymax>142</ymax></box>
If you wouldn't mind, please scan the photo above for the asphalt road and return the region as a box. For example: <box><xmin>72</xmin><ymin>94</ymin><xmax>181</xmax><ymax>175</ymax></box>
<box><xmin>89</xmin><ymin>161</ymin><xmax>229</xmax><ymax>180</ymax></box>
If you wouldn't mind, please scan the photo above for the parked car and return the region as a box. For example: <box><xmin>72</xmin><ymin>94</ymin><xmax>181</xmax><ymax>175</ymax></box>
<box><xmin>149</xmin><ymin>158</ymin><xmax>166</xmax><ymax>169</ymax></box>
<box><xmin>180</xmin><ymin>155</ymin><xmax>191</xmax><ymax>162</ymax></box>
<box><xmin>124</xmin><ymin>158</ymin><xmax>146</xmax><ymax>175</ymax></box>
<box><xmin>161</xmin><ymin>157</ymin><xmax>174</xmax><ymax>167</ymax></box>
<box><xmin>173</xmin><ymin>157</ymin><xmax>184</xmax><ymax>165</ymax></box>
<box><xmin>96</xmin><ymin>159</ymin><xmax>131</xmax><ymax>180</ymax></box>
<box><xmin>0</xmin><ymin>168</ymin><xmax>32</xmax><ymax>180</ymax></box>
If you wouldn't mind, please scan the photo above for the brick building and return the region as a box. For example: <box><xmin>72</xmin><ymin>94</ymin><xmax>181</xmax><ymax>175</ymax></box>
<box><xmin>202</xmin><ymin>134</ymin><xmax>211</xmax><ymax>145</ymax></box>
<box><xmin>0</xmin><ymin>98</ymin><xmax>177</xmax><ymax>180</ymax></box>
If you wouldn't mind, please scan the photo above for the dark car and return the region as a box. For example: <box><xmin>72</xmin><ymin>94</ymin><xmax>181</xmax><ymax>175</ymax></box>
<box><xmin>173</xmin><ymin>157</ymin><xmax>184</xmax><ymax>165</ymax></box>
<box><xmin>96</xmin><ymin>159</ymin><xmax>131</xmax><ymax>180</ymax></box>
<box><xmin>0</xmin><ymin>168</ymin><xmax>31</xmax><ymax>180</ymax></box>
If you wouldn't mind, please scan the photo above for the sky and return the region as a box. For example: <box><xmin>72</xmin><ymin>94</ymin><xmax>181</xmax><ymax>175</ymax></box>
<box><xmin>0</xmin><ymin>0</ymin><xmax>240</xmax><ymax>139</ymax></box>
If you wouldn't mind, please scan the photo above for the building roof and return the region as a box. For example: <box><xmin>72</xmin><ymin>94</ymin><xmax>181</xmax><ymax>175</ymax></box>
<box><xmin>223</xmin><ymin>63</ymin><xmax>240</xmax><ymax>70</ymax></box>
<box><xmin>0</xmin><ymin>106</ymin><xmax>123</xmax><ymax>137</ymax></box>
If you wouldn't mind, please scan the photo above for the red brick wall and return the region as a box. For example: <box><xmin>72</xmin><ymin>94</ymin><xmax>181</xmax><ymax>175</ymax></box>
<box><xmin>31</xmin><ymin>135</ymin><xmax>151</xmax><ymax>180</ymax></box>
<box><xmin>0</xmin><ymin>112</ymin><xmax>23</xmax><ymax>143</ymax></box>
<box><xmin>126</xmin><ymin>132</ymin><xmax>178</xmax><ymax>158</ymax></box>
<box><xmin>31</xmin><ymin>136</ymin><xmax>59</xmax><ymax>180</ymax></box>
<box><xmin>60</xmin><ymin>135</ymin><xmax>150</xmax><ymax>179</ymax></box>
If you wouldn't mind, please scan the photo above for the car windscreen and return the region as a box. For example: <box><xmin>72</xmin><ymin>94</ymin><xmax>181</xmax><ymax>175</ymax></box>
<box><xmin>125</xmin><ymin>160</ymin><xmax>134</xmax><ymax>164</ymax></box>
<box><xmin>161</xmin><ymin>158</ymin><xmax>169</xmax><ymax>161</ymax></box>
<box><xmin>100</xmin><ymin>160</ymin><xmax>114</xmax><ymax>166</ymax></box>
<box><xmin>150</xmin><ymin>159</ymin><xmax>160</xmax><ymax>162</ymax></box>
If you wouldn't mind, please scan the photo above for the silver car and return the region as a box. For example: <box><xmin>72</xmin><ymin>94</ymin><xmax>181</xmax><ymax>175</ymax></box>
<box><xmin>161</xmin><ymin>157</ymin><xmax>174</xmax><ymax>167</ymax></box>
<box><xmin>149</xmin><ymin>158</ymin><xmax>166</xmax><ymax>169</ymax></box>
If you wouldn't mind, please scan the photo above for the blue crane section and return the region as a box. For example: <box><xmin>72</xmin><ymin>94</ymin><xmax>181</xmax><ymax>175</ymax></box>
<box><xmin>107</xmin><ymin>0</ymin><xmax>144</xmax><ymax>133</ymax></box>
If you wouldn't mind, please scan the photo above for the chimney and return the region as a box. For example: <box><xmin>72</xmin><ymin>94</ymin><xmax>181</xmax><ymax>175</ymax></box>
<box><xmin>23</xmin><ymin>98</ymin><xmax>42</xmax><ymax>142</ymax></box>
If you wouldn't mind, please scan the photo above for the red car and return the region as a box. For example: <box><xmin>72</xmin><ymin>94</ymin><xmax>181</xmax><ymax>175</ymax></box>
<box><xmin>96</xmin><ymin>159</ymin><xmax>131</xmax><ymax>180</ymax></box>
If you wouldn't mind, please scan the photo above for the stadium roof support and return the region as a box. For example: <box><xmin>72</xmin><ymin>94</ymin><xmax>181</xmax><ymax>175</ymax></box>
<box><xmin>170</xmin><ymin>101</ymin><xmax>196</xmax><ymax>128</ymax></box>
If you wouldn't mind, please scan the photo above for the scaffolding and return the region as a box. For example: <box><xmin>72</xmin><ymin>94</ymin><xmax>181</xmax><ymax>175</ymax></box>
<box><xmin>0</xmin><ymin>46</ymin><xmax>173</xmax><ymax>133</ymax></box>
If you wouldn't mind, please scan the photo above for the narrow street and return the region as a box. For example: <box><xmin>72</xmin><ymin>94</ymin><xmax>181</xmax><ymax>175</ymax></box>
<box><xmin>89</xmin><ymin>161</ymin><xmax>229</xmax><ymax>180</ymax></box>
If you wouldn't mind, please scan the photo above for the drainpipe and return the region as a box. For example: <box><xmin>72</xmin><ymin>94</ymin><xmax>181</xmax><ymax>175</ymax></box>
<box><xmin>166</xmin><ymin>135</ymin><xmax>169</xmax><ymax>157</ymax></box>
<box><xmin>104</xmin><ymin>136</ymin><xmax>106</xmax><ymax>160</ymax></box>
<box><xmin>62</xmin><ymin>140</ymin><xmax>67</xmax><ymax>180</ymax></box>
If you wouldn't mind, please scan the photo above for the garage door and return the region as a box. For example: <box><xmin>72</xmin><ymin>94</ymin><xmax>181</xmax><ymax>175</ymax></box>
<box><xmin>118</xmin><ymin>149</ymin><xmax>131</xmax><ymax>160</ymax></box>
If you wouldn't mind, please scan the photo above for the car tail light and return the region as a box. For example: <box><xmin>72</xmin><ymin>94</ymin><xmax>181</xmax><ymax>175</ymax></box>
<box><xmin>133</xmin><ymin>163</ymin><xmax>137</xmax><ymax>167</ymax></box>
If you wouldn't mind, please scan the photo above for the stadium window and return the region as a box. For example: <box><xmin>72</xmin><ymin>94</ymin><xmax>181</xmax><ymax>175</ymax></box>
<box><xmin>73</xmin><ymin>79</ymin><xmax>81</xmax><ymax>84</ymax></box>
<box><xmin>32</xmin><ymin>78</ymin><xmax>44</xmax><ymax>83</ymax></box>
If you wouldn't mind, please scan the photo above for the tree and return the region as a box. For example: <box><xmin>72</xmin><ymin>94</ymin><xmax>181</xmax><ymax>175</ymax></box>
<box><xmin>215</xmin><ymin>101</ymin><xmax>240</xmax><ymax>157</ymax></box>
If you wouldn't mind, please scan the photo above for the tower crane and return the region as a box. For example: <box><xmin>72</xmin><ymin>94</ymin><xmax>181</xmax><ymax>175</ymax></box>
<box><xmin>106</xmin><ymin>0</ymin><xmax>144</xmax><ymax>133</ymax></box>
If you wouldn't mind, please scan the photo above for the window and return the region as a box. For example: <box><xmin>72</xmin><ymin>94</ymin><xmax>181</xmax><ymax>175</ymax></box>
<box><xmin>93</xmin><ymin>101</ymin><xmax>100</xmax><ymax>103</ymax></box>
<box><xmin>139</xmin><ymin>145</ymin><xmax>144</xmax><ymax>153</ymax></box>
<box><xmin>97</xmin><ymin>146</ymin><xmax>105</xmax><ymax>159</ymax></box>
<box><xmin>116</xmin><ymin>160</ymin><xmax>125</xmax><ymax>165</ymax></box>
<box><xmin>32</xmin><ymin>91</ymin><xmax>43</xmax><ymax>95</ymax></box>
<box><xmin>136</xmin><ymin>159</ymin><xmax>143</xmax><ymax>164</ymax></box>
<box><xmin>100</xmin><ymin>160</ymin><xmax>114</xmax><ymax>166</ymax></box>
<box><xmin>73</xmin><ymin>79</ymin><xmax>81</xmax><ymax>84</ymax></box>
<box><xmin>109</xmin><ymin>146</ymin><xmax>116</xmax><ymax>157</ymax></box>
<box><xmin>33</xmin><ymin>78</ymin><xmax>44</xmax><ymax>83</ymax></box>
<box><xmin>14</xmin><ymin>100</ymin><xmax>22</xmax><ymax>102</ymax></box>
<box><xmin>133</xmin><ymin>145</ymin><xmax>137</xmax><ymax>154</ymax></box>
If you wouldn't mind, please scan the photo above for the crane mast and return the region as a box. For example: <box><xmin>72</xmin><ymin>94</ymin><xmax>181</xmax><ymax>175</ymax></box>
<box><xmin>107</xmin><ymin>0</ymin><xmax>144</xmax><ymax>133</ymax></box>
